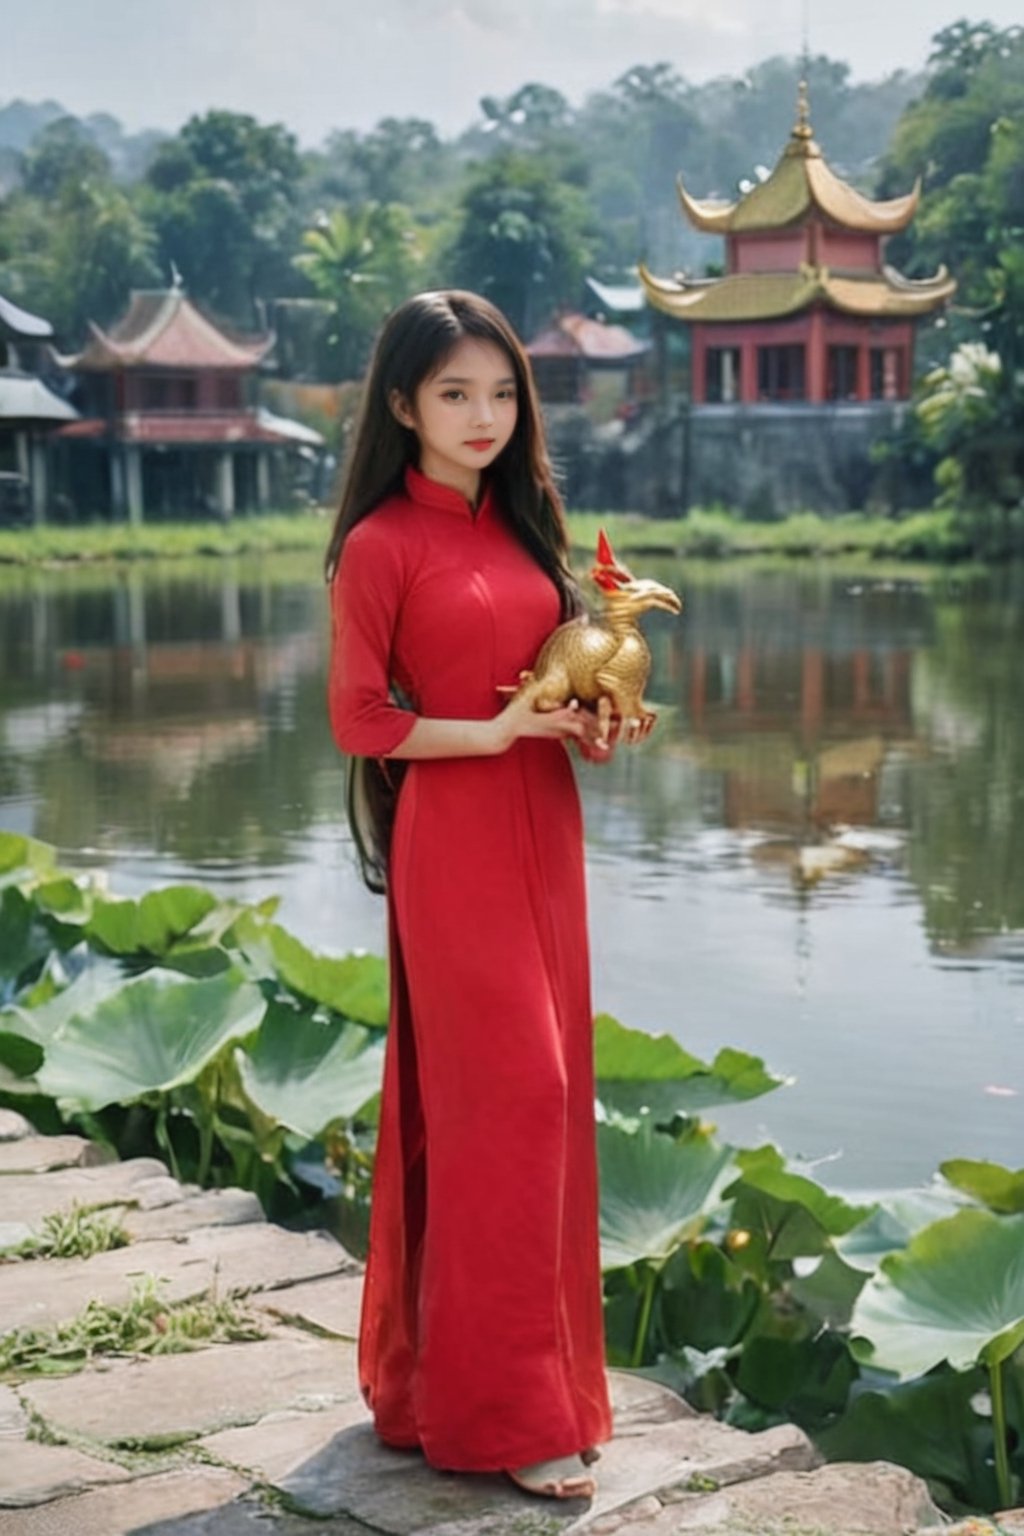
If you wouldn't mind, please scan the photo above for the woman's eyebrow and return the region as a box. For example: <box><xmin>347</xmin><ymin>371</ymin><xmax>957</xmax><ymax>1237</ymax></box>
<box><xmin>434</xmin><ymin>375</ymin><xmax>516</xmax><ymax>385</ymax></box>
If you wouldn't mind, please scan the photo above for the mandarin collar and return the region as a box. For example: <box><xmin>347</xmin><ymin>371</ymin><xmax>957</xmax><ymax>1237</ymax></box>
<box><xmin>404</xmin><ymin>463</ymin><xmax>494</xmax><ymax>521</ymax></box>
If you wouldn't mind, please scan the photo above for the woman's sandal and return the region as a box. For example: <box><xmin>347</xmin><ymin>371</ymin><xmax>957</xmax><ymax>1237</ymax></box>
<box><xmin>506</xmin><ymin>1453</ymin><xmax>597</xmax><ymax>1500</ymax></box>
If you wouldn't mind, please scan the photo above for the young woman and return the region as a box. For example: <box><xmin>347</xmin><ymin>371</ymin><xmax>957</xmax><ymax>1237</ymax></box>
<box><xmin>326</xmin><ymin>289</ymin><xmax>613</xmax><ymax>1501</ymax></box>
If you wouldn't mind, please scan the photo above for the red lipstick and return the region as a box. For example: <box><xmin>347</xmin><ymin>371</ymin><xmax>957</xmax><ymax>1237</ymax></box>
<box><xmin>465</xmin><ymin>439</ymin><xmax>495</xmax><ymax>451</ymax></box>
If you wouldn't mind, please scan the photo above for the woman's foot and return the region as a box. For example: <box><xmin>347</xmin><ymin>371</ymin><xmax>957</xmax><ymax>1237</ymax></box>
<box><xmin>507</xmin><ymin>1453</ymin><xmax>597</xmax><ymax>1499</ymax></box>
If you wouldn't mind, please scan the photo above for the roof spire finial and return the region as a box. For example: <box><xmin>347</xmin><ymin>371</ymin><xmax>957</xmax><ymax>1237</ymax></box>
<box><xmin>169</xmin><ymin>259</ymin><xmax>184</xmax><ymax>292</ymax></box>
<box><xmin>792</xmin><ymin>0</ymin><xmax>814</xmax><ymax>143</ymax></box>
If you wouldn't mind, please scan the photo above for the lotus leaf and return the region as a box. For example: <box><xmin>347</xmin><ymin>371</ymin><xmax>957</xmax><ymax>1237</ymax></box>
<box><xmin>598</xmin><ymin>1117</ymin><xmax>735</xmax><ymax>1271</ymax></box>
<box><xmin>940</xmin><ymin>1159</ymin><xmax>1024</xmax><ymax>1215</ymax></box>
<box><xmin>851</xmin><ymin>1208</ymin><xmax>1024</xmax><ymax>1377</ymax></box>
<box><xmin>86</xmin><ymin>886</ymin><xmax>219</xmax><ymax>956</ymax></box>
<box><xmin>36</xmin><ymin>968</ymin><xmax>266</xmax><ymax>1111</ymax></box>
<box><xmin>230</xmin><ymin>913</ymin><xmax>388</xmax><ymax>1026</ymax></box>
<box><xmin>725</xmin><ymin>1146</ymin><xmax>875</xmax><ymax>1263</ymax></box>
<box><xmin>234</xmin><ymin>1001</ymin><xmax>385</xmax><ymax>1140</ymax></box>
<box><xmin>0</xmin><ymin>832</ymin><xmax>56</xmax><ymax>890</ymax></box>
<box><xmin>0</xmin><ymin>888</ymin><xmax>53</xmax><ymax>987</ymax></box>
<box><xmin>836</xmin><ymin>1186</ymin><xmax>971</xmax><ymax>1272</ymax></box>
<box><xmin>594</xmin><ymin>1014</ymin><xmax>786</xmax><ymax>1116</ymax></box>
<box><xmin>819</xmin><ymin>1363</ymin><xmax>1016</xmax><ymax>1514</ymax></box>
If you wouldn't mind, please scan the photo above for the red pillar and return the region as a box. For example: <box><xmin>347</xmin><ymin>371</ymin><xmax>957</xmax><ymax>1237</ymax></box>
<box><xmin>857</xmin><ymin>343</ymin><xmax>871</xmax><ymax>402</ymax></box>
<box><xmin>741</xmin><ymin>340</ymin><xmax>758</xmax><ymax>403</ymax></box>
<box><xmin>807</xmin><ymin>309</ymin><xmax>826</xmax><ymax>403</ymax></box>
<box><xmin>689</xmin><ymin>648</ymin><xmax>706</xmax><ymax>728</ymax></box>
<box><xmin>801</xmin><ymin>648</ymin><xmax>824</xmax><ymax>745</ymax></box>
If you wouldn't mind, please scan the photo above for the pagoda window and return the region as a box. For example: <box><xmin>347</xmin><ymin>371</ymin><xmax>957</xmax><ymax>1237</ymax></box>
<box><xmin>757</xmin><ymin>345</ymin><xmax>805</xmax><ymax>402</ymax></box>
<box><xmin>705</xmin><ymin>347</ymin><xmax>741</xmax><ymax>403</ymax></box>
<box><xmin>141</xmin><ymin>375</ymin><xmax>197</xmax><ymax>411</ymax></box>
<box><xmin>827</xmin><ymin>346</ymin><xmax>859</xmax><ymax>401</ymax></box>
<box><xmin>870</xmin><ymin>347</ymin><xmax>902</xmax><ymax>401</ymax></box>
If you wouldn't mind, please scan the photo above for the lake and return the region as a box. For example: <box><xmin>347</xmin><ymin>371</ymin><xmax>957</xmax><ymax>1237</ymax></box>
<box><xmin>1</xmin><ymin>551</ymin><xmax>1021</xmax><ymax>1192</ymax></box>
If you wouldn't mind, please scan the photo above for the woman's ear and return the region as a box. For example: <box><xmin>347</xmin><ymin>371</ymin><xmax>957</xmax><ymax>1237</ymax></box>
<box><xmin>389</xmin><ymin>389</ymin><xmax>416</xmax><ymax>430</ymax></box>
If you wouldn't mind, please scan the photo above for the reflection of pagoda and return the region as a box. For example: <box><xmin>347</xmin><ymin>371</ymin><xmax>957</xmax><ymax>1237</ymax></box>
<box><xmin>640</xmin><ymin>85</ymin><xmax>956</xmax><ymax>510</ymax></box>
<box><xmin>642</xmin><ymin>84</ymin><xmax>954</xmax><ymax>405</ymax></box>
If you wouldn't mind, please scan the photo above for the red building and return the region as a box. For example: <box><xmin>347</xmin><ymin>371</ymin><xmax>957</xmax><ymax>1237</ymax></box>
<box><xmin>640</xmin><ymin>84</ymin><xmax>955</xmax><ymax>407</ymax></box>
<box><xmin>57</xmin><ymin>281</ymin><xmax>323</xmax><ymax>523</ymax></box>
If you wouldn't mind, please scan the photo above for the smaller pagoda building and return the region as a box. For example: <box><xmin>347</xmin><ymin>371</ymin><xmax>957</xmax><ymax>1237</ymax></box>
<box><xmin>641</xmin><ymin>85</ymin><xmax>955</xmax><ymax>408</ymax></box>
<box><xmin>526</xmin><ymin>311</ymin><xmax>650</xmax><ymax>411</ymax></box>
<box><xmin>56</xmin><ymin>280</ymin><xmax>323</xmax><ymax>523</ymax></box>
<box><xmin>0</xmin><ymin>293</ymin><xmax>78</xmax><ymax>525</ymax></box>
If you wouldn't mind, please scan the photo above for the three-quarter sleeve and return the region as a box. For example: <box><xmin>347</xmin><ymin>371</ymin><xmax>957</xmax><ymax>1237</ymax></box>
<box><xmin>328</xmin><ymin>520</ymin><xmax>418</xmax><ymax>757</ymax></box>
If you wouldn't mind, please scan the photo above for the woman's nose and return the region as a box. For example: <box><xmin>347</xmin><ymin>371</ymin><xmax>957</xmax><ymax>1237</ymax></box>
<box><xmin>471</xmin><ymin>396</ymin><xmax>495</xmax><ymax>427</ymax></box>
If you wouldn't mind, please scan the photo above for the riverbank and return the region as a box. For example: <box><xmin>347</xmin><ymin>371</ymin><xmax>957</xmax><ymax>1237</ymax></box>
<box><xmin>0</xmin><ymin>506</ymin><xmax>971</xmax><ymax>567</ymax></box>
<box><xmin>5</xmin><ymin>1113</ymin><xmax>1006</xmax><ymax>1536</ymax></box>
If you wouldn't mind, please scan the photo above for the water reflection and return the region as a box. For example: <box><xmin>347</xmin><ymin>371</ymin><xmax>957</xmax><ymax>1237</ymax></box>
<box><xmin>0</xmin><ymin>557</ymin><xmax>1021</xmax><ymax>1188</ymax></box>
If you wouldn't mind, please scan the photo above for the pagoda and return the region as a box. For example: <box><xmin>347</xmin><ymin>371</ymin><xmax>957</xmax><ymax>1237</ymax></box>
<box><xmin>641</xmin><ymin>84</ymin><xmax>955</xmax><ymax>408</ymax></box>
<box><xmin>57</xmin><ymin>279</ymin><xmax>323</xmax><ymax>524</ymax></box>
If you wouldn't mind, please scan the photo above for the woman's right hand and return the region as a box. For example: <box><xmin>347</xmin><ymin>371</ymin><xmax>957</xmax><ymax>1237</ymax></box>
<box><xmin>491</xmin><ymin>692</ymin><xmax>588</xmax><ymax>752</ymax></box>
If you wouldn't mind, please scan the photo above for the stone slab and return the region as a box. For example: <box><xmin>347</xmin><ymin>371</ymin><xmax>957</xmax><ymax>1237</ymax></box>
<box><xmin>2</xmin><ymin>1373</ymin><xmax>134</xmax><ymax>1510</ymax></box>
<box><xmin>0</xmin><ymin>1467</ymin><xmax>248</xmax><ymax>1536</ymax></box>
<box><xmin>598</xmin><ymin>1460</ymin><xmax>944</xmax><ymax>1535</ymax></box>
<box><xmin>21</xmin><ymin>1330</ymin><xmax>359</xmax><ymax>1446</ymax></box>
<box><xmin>0</xmin><ymin>1136</ymin><xmax>112</xmax><ymax>1175</ymax></box>
<box><xmin>607</xmin><ymin>1369</ymin><xmax>697</xmax><ymax>1433</ymax></box>
<box><xmin>136</xmin><ymin>1492</ymin><xmax>371</xmax><ymax>1535</ymax></box>
<box><xmin>251</xmin><ymin>1273</ymin><xmax>363</xmax><ymax>1338</ymax></box>
<box><xmin>0</xmin><ymin>1110</ymin><xmax>32</xmax><ymax>1141</ymax></box>
<box><xmin>279</xmin><ymin>1420</ymin><xmax>553</xmax><ymax>1532</ymax></box>
<box><xmin>574</xmin><ymin>1418</ymin><xmax>816</xmax><ymax>1529</ymax></box>
<box><xmin>0</xmin><ymin>1439</ymin><xmax>133</xmax><ymax>1510</ymax></box>
<box><xmin>198</xmin><ymin>1401</ymin><xmax>372</xmax><ymax>1482</ymax></box>
<box><xmin>0</xmin><ymin>1157</ymin><xmax>171</xmax><ymax>1225</ymax></box>
<box><xmin>0</xmin><ymin>1222</ymin><xmax>356</xmax><ymax>1335</ymax></box>
<box><xmin>121</xmin><ymin>1188</ymin><xmax>264</xmax><ymax>1242</ymax></box>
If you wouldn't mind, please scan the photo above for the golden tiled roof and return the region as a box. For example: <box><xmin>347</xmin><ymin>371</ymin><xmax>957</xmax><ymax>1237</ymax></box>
<box><xmin>677</xmin><ymin>84</ymin><xmax>920</xmax><ymax>236</ymax></box>
<box><xmin>639</xmin><ymin>263</ymin><xmax>956</xmax><ymax>322</ymax></box>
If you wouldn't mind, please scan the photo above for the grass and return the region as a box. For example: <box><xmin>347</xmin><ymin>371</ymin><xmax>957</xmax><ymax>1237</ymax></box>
<box><xmin>2</xmin><ymin>1202</ymin><xmax>130</xmax><ymax>1261</ymax></box>
<box><xmin>0</xmin><ymin>1273</ymin><xmax>266</xmax><ymax>1378</ymax></box>
<box><xmin>0</xmin><ymin>505</ymin><xmax>973</xmax><ymax>566</ymax></box>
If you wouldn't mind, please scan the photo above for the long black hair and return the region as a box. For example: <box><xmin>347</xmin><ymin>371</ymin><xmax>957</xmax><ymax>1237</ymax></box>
<box><xmin>326</xmin><ymin>289</ymin><xmax>580</xmax><ymax>894</ymax></box>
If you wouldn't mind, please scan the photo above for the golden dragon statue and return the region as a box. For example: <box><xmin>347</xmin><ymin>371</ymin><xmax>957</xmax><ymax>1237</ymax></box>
<box><xmin>507</xmin><ymin>530</ymin><xmax>682</xmax><ymax>745</ymax></box>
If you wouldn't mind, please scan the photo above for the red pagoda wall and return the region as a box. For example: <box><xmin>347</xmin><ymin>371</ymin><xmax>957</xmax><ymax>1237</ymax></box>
<box><xmin>691</xmin><ymin>315</ymin><xmax>916</xmax><ymax>404</ymax></box>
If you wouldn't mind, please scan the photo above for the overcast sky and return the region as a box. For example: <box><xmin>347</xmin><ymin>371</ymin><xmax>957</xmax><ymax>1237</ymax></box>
<box><xmin>5</xmin><ymin>0</ymin><xmax>1023</xmax><ymax>143</ymax></box>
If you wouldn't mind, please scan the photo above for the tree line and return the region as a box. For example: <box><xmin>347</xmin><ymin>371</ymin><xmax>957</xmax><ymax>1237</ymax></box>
<box><xmin>0</xmin><ymin>49</ymin><xmax>925</xmax><ymax>370</ymax></box>
<box><xmin>1</xmin><ymin>19</ymin><xmax>1020</xmax><ymax>523</ymax></box>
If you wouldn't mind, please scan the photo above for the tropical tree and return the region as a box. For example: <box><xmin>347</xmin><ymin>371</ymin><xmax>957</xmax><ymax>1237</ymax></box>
<box><xmin>878</xmin><ymin>22</ymin><xmax>1024</xmax><ymax>532</ymax></box>
<box><xmin>294</xmin><ymin>202</ymin><xmax>424</xmax><ymax>378</ymax></box>
<box><xmin>447</xmin><ymin>152</ymin><xmax>593</xmax><ymax>336</ymax></box>
<box><xmin>142</xmin><ymin>111</ymin><xmax>306</xmax><ymax>322</ymax></box>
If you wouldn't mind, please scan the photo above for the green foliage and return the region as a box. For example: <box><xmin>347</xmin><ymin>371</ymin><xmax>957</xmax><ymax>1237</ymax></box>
<box><xmin>940</xmin><ymin>1160</ymin><xmax>1024</xmax><ymax>1215</ymax></box>
<box><xmin>594</xmin><ymin>1012</ymin><xmax>786</xmax><ymax>1117</ymax></box>
<box><xmin>597</xmin><ymin>1097</ymin><xmax>1024</xmax><ymax>1513</ymax></box>
<box><xmin>294</xmin><ymin>201</ymin><xmax>426</xmax><ymax>378</ymax></box>
<box><xmin>3</xmin><ymin>1202</ymin><xmax>129</xmax><ymax>1261</ymax></box>
<box><xmin>878</xmin><ymin>22</ymin><xmax>1024</xmax><ymax>536</ymax></box>
<box><xmin>0</xmin><ymin>833</ymin><xmax>388</xmax><ymax>1223</ymax></box>
<box><xmin>0</xmin><ymin>1274</ymin><xmax>265</xmax><ymax>1379</ymax></box>
<box><xmin>448</xmin><ymin>151</ymin><xmax>593</xmax><ymax>335</ymax></box>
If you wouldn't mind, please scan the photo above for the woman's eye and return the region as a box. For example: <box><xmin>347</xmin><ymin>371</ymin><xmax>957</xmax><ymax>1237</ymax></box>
<box><xmin>441</xmin><ymin>390</ymin><xmax>464</xmax><ymax>401</ymax></box>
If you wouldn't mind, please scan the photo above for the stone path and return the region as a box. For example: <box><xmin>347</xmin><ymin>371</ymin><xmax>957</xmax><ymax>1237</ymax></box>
<box><xmin>1</xmin><ymin>1111</ymin><xmax>1021</xmax><ymax>1536</ymax></box>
